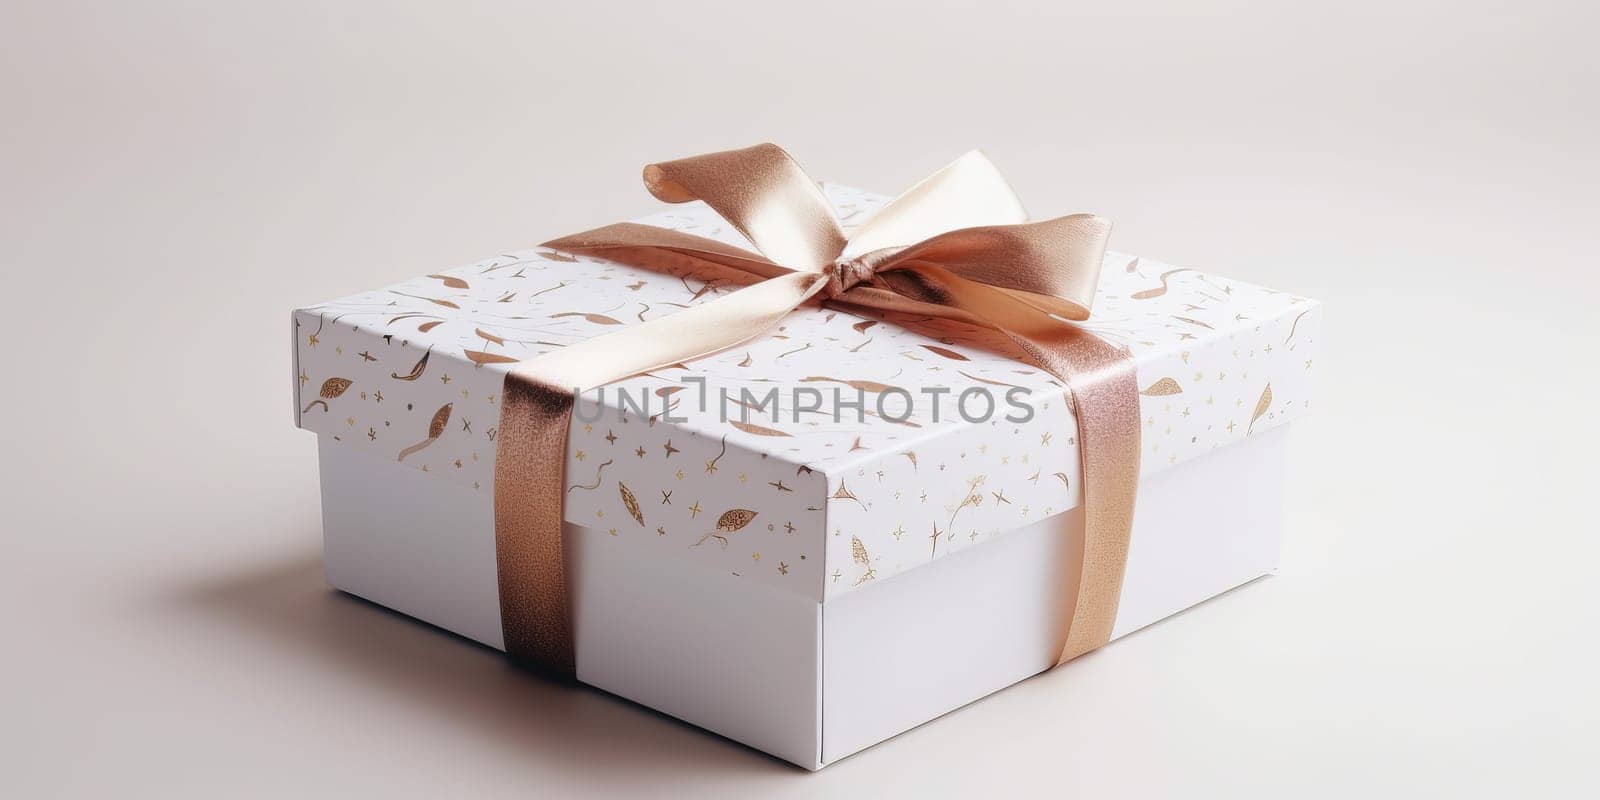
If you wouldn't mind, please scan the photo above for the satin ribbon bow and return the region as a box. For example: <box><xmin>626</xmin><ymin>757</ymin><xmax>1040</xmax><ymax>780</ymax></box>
<box><xmin>494</xmin><ymin>143</ymin><xmax>1141</xmax><ymax>678</ymax></box>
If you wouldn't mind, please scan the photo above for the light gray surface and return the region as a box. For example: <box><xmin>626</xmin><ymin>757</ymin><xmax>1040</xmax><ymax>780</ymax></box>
<box><xmin>3</xmin><ymin>2</ymin><xmax>1595</xmax><ymax>796</ymax></box>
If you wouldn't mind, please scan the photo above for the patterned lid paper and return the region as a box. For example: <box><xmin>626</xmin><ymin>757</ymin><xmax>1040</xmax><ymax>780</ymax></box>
<box><xmin>294</xmin><ymin>185</ymin><xmax>1321</xmax><ymax>602</ymax></box>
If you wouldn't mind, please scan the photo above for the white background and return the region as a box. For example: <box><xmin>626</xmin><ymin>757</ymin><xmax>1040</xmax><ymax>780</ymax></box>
<box><xmin>2</xmin><ymin>2</ymin><xmax>1595</xmax><ymax>796</ymax></box>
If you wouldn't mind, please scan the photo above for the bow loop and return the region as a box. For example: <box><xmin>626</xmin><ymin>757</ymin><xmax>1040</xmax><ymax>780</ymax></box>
<box><xmin>642</xmin><ymin>143</ymin><xmax>845</xmax><ymax>272</ymax></box>
<box><xmin>875</xmin><ymin>214</ymin><xmax>1113</xmax><ymax>321</ymax></box>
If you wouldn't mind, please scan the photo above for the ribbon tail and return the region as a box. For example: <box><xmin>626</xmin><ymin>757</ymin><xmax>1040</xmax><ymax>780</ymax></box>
<box><xmin>493</xmin><ymin>271</ymin><xmax>826</xmax><ymax>677</ymax></box>
<box><xmin>1042</xmin><ymin>332</ymin><xmax>1142</xmax><ymax>663</ymax></box>
<box><xmin>836</xmin><ymin>266</ymin><xmax>1143</xmax><ymax>663</ymax></box>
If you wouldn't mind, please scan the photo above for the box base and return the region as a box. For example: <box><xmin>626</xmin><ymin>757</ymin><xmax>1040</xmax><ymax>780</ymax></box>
<box><xmin>318</xmin><ymin>425</ymin><xmax>1288</xmax><ymax>768</ymax></box>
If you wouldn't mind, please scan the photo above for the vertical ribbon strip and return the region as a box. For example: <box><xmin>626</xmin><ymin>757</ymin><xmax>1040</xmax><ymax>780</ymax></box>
<box><xmin>492</xmin><ymin>144</ymin><xmax>1140</xmax><ymax>677</ymax></box>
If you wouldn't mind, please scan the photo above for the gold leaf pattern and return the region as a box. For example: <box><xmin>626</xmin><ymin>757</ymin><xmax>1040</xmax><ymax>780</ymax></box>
<box><xmin>463</xmin><ymin>349</ymin><xmax>519</xmax><ymax>365</ymax></box>
<box><xmin>417</xmin><ymin>320</ymin><xmax>444</xmax><ymax>333</ymax></box>
<box><xmin>1131</xmin><ymin>268</ymin><xmax>1193</xmax><ymax>300</ymax></box>
<box><xmin>920</xmin><ymin>344</ymin><xmax>970</xmax><ymax>361</ymax></box>
<box><xmin>318</xmin><ymin>377</ymin><xmax>353</xmax><ymax>399</ymax></box>
<box><xmin>1139</xmin><ymin>377</ymin><xmax>1184</xmax><ymax>396</ymax></box>
<box><xmin>398</xmin><ymin>403</ymin><xmax>451</xmax><ymax>462</ymax></box>
<box><xmin>391</xmin><ymin>290</ymin><xmax>460</xmax><ymax>309</ymax></box>
<box><xmin>851</xmin><ymin>535</ymin><xmax>877</xmax><ymax>585</ymax></box>
<box><xmin>475</xmin><ymin>328</ymin><xmax>505</xmax><ymax>345</ymax></box>
<box><xmin>957</xmin><ymin>370</ymin><xmax>1024</xmax><ymax>389</ymax></box>
<box><xmin>692</xmin><ymin>508</ymin><xmax>758</xmax><ymax>548</ymax></box>
<box><xmin>619</xmin><ymin>482</ymin><xmax>644</xmax><ymax>526</ymax></box>
<box><xmin>551</xmin><ymin>311</ymin><xmax>623</xmax><ymax>325</ymax></box>
<box><xmin>831</xmin><ymin>481</ymin><xmax>868</xmax><ymax>511</ymax></box>
<box><xmin>1247</xmin><ymin>383</ymin><xmax>1273</xmax><ymax>433</ymax></box>
<box><xmin>427</xmin><ymin>403</ymin><xmax>452</xmax><ymax>439</ymax></box>
<box><xmin>716</xmin><ymin>508</ymin><xmax>758</xmax><ymax>532</ymax></box>
<box><xmin>427</xmin><ymin>274</ymin><xmax>470</xmax><ymax>289</ymax></box>
<box><xmin>567</xmin><ymin>459</ymin><xmax>612</xmax><ymax>493</ymax></box>
<box><xmin>301</xmin><ymin>377</ymin><xmax>353</xmax><ymax>413</ymax></box>
<box><xmin>390</xmin><ymin>349</ymin><xmax>430</xmax><ymax>381</ymax></box>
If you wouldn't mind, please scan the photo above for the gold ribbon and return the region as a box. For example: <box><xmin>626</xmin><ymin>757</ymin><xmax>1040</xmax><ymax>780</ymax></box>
<box><xmin>493</xmin><ymin>144</ymin><xmax>1140</xmax><ymax>678</ymax></box>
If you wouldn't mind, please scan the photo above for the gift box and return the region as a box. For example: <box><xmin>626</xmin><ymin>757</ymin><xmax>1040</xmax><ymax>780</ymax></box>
<box><xmin>292</xmin><ymin>149</ymin><xmax>1320</xmax><ymax>769</ymax></box>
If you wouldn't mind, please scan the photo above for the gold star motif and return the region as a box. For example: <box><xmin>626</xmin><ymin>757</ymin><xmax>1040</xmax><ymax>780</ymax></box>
<box><xmin>575</xmin><ymin>449</ymin><xmax>586</xmax><ymax>461</ymax></box>
<box><xmin>374</xmin><ymin>390</ymin><xmax>383</xmax><ymax>403</ymax></box>
<box><xmin>298</xmin><ymin>370</ymin><xmax>309</xmax><ymax>386</ymax></box>
<box><xmin>891</xmin><ymin>524</ymin><xmax>904</xmax><ymax>540</ymax></box>
<box><xmin>1040</xmin><ymin>431</ymin><xmax>1052</xmax><ymax>446</ymax></box>
<box><xmin>366</xmin><ymin>427</ymin><xmax>376</xmax><ymax>441</ymax></box>
<box><xmin>663</xmin><ymin>439</ymin><xmax>679</xmax><ymax>457</ymax></box>
<box><xmin>751</xmin><ymin>552</ymin><xmax>761</xmax><ymax>562</ymax></box>
<box><xmin>439</xmin><ymin>373</ymin><xmax>451</xmax><ymax>384</ymax></box>
<box><xmin>777</xmin><ymin>561</ymin><xmax>788</xmax><ymax>575</ymax></box>
<box><xmin>605</xmin><ymin>430</ymin><xmax>618</xmax><ymax>444</ymax></box>
<box><xmin>785</xmin><ymin>521</ymin><xmax>796</xmax><ymax>534</ymax></box>
<box><xmin>688</xmin><ymin>501</ymin><xmax>702</xmax><ymax>519</ymax></box>
<box><xmin>635</xmin><ymin>446</ymin><xmax>646</xmax><ymax>458</ymax></box>
<box><xmin>675</xmin><ymin>469</ymin><xmax>685</xmax><ymax>480</ymax></box>
<box><xmin>656</xmin><ymin>526</ymin><xmax>667</xmax><ymax>536</ymax></box>
<box><xmin>660</xmin><ymin>490</ymin><xmax>672</xmax><ymax>505</ymax></box>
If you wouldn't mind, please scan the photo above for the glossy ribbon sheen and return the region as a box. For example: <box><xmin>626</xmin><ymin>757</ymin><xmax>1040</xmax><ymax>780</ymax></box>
<box><xmin>494</xmin><ymin>144</ymin><xmax>1140</xmax><ymax>678</ymax></box>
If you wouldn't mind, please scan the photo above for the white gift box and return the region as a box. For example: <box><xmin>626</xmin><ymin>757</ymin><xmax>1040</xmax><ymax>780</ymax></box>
<box><xmin>294</xmin><ymin>184</ymin><xmax>1320</xmax><ymax>769</ymax></box>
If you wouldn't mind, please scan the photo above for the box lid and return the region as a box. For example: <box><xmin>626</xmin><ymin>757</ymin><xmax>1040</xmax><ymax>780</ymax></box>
<box><xmin>294</xmin><ymin>183</ymin><xmax>1320</xmax><ymax>603</ymax></box>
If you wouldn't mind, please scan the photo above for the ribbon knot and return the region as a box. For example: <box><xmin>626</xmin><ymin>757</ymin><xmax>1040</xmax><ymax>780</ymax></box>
<box><xmin>823</xmin><ymin>248</ymin><xmax>899</xmax><ymax>299</ymax></box>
